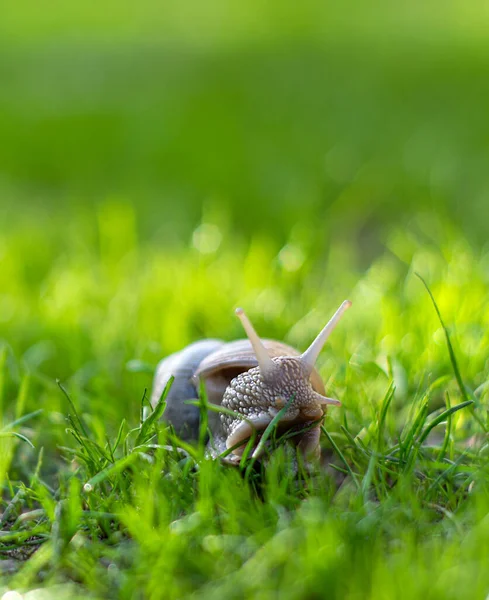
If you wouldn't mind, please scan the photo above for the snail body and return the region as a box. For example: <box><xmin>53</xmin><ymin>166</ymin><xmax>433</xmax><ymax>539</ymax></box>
<box><xmin>150</xmin><ymin>301</ymin><xmax>351</xmax><ymax>463</ymax></box>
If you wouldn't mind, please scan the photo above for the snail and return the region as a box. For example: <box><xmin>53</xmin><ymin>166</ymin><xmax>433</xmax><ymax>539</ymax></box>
<box><xmin>150</xmin><ymin>300</ymin><xmax>351</xmax><ymax>463</ymax></box>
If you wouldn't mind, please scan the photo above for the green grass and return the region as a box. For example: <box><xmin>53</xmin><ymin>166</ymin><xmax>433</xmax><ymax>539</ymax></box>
<box><xmin>2</xmin><ymin>215</ymin><xmax>489</xmax><ymax>599</ymax></box>
<box><xmin>2</xmin><ymin>2</ymin><xmax>489</xmax><ymax>598</ymax></box>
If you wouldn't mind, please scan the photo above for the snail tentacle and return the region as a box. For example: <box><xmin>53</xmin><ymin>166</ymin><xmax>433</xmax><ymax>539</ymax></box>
<box><xmin>300</xmin><ymin>300</ymin><xmax>351</xmax><ymax>375</ymax></box>
<box><xmin>235</xmin><ymin>307</ymin><xmax>279</xmax><ymax>381</ymax></box>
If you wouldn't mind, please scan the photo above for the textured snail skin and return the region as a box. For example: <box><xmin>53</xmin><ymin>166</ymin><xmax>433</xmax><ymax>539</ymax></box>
<box><xmin>220</xmin><ymin>357</ymin><xmax>325</xmax><ymax>456</ymax></box>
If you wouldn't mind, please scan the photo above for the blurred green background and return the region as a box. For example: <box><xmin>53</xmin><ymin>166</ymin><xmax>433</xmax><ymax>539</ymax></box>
<box><xmin>2</xmin><ymin>0</ymin><xmax>489</xmax><ymax>243</ymax></box>
<box><xmin>1</xmin><ymin>0</ymin><xmax>489</xmax><ymax>432</ymax></box>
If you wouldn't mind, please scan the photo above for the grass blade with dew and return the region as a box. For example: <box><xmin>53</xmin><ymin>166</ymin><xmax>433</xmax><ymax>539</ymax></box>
<box><xmin>83</xmin><ymin>453</ymin><xmax>140</xmax><ymax>492</ymax></box>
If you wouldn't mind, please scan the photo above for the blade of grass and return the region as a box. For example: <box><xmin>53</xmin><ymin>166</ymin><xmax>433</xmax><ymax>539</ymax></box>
<box><xmin>340</xmin><ymin>425</ymin><xmax>369</xmax><ymax>458</ymax></box>
<box><xmin>427</xmin><ymin>451</ymin><xmax>469</xmax><ymax>494</ymax></box>
<box><xmin>83</xmin><ymin>453</ymin><xmax>140</xmax><ymax>491</ymax></box>
<box><xmin>0</xmin><ymin>431</ymin><xmax>34</xmax><ymax>448</ymax></box>
<box><xmin>417</xmin><ymin>400</ymin><xmax>473</xmax><ymax>446</ymax></box>
<box><xmin>0</xmin><ymin>488</ymin><xmax>25</xmax><ymax>527</ymax></box>
<box><xmin>15</xmin><ymin>373</ymin><xmax>30</xmax><ymax>420</ymax></box>
<box><xmin>57</xmin><ymin>380</ymin><xmax>89</xmax><ymax>438</ymax></box>
<box><xmin>0</xmin><ymin>345</ymin><xmax>6</xmax><ymax>418</ymax></box>
<box><xmin>241</xmin><ymin>396</ymin><xmax>297</xmax><ymax>479</ymax></box>
<box><xmin>186</xmin><ymin>399</ymin><xmax>262</xmax><ymax>462</ymax></box>
<box><xmin>197</xmin><ymin>379</ymin><xmax>209</xmax><ymax>451</ymax></box>
<box><xmin>438</xmin><ymin>392</ymin><xmax>453</xmax><ymax>461</ymax></box>
<box><xmin>321</xmin><ymin>425</ymin><xmax>360</xmax><ymax>491</ymax></box>
<box><xmin>246</xmin><ymin>396</ymin><xmax>295</xmax><ymax>467</ymax></box>
<box><xmin>135</xmin><ymin>378</ymin><xmax>172</xmax><ymax>447</ymax></box>
<box><xmin>361</xmin><ymin>452</ymin><xmax>377</xmax><ymax>499</ymax></box>
<box><xmin>377</xmin><ymin>383</ymin><xmax>396</xmax><ymax>453</ymax></box>
<box><xmin>111</xmin><ymin>418</ymin><xmax>127</xmax><ymax>456</ymax></box>
<box><xmin>1</xmin><ymin>408</ymin><xmax>43</xmax><ymax>432</ymax></box>
<box><xmin>400</xmin><ymin>396</ymin><xmax>429</xmax><ymax>463</ymax></box>
<box><xmin>416</xmin><ymin>274</ymin><xmax>478</xmax><ymax>410</ymax></box>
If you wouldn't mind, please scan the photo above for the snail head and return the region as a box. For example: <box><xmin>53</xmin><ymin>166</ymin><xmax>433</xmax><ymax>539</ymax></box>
<box><xmin>221</xmin><ymin>300</ymin><xmax>351</xmax><ymax>456</ymax></box>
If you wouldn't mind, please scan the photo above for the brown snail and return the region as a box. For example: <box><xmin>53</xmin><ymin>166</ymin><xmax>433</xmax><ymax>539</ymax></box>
<box><xmin>150</xmin><ymin>300</ymin><xmax>351</xmax><ymax>463</ymax></box>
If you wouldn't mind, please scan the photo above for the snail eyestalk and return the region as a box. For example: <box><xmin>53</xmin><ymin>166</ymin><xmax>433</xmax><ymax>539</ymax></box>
<box><xmin>235</xmin><ymin>308</ymin><xmax>278</xmax><ymax>380</ymax></box>
<box><xmin>313</xmin><ymin>392</ymin><xmax>341</xmax><ymax>406</ymax></box>
<box><xmin>300</xmin><ymin>300</ymin><xmax>351</xmax><ymax>375</ymax></box>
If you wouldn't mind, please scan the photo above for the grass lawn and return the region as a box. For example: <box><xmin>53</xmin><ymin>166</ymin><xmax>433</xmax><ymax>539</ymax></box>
<box><xmin>1</xmin><ymin>2</ymin><xmax>489</xmax><ymax>598</ymax></box>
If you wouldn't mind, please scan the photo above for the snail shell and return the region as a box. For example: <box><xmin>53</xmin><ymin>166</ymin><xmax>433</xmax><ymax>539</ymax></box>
<box><xmin>150</xmin><ymin>339</ymin><xmax>225</xmax><ymax>441</ymax></box>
